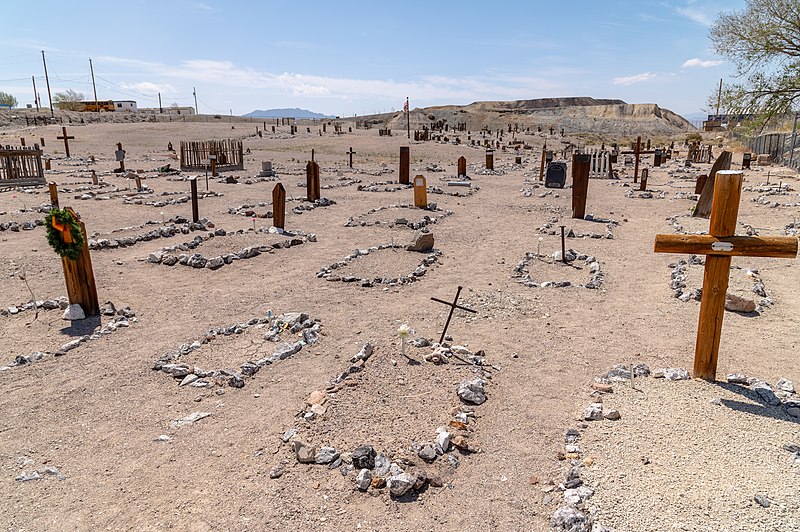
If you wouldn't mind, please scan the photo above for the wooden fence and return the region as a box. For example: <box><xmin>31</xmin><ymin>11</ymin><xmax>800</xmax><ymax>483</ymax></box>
<box><xmin>179</xmin><ymin>139</ymin><xmax>244</xmax><ymax>172</ymax></box>
<box><xmin>0</xmin><ymin>145</ymin><xmax>45</xmax><ymax>188</ymax></box>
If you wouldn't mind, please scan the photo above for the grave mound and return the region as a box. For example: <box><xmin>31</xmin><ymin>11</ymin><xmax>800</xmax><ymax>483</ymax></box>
<box><xmin>345</xmin><ymin>204</ymin><xmax>453</xmax><ymax>230</ymax></box>
<box><xmin>318</xmin><ymin>244</ymin><xmax>441</xmax><ymax>288</ymax></box>
<box><xmin>153</xmin><ymin>312</ymin><xmax>321</xmax><ymax>389</ymax></box>
<box><xmin>513</xmin><ymin>249</ymin><xmax>604</xmax><ymax>289</ymax></box>
<box><xmin>668</xmin><ymin>257</ymin><xmax>771</xmax><ymax>313</ymax></box>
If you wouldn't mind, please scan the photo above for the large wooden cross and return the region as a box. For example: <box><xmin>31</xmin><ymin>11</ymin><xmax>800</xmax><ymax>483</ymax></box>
<box><xmin>57</xmin><ymin>127</ymin><xmax>75</xmax><ymax>158</ymax></box>
<box><xmin>654</xmin><ymin>170</ymin><xmax>798</xmax><ymax>380</ymax></box>
<box><xmin>347</xmin><ymin>146</ymin><xmax>356</xmax><ymax>168</ymax></box>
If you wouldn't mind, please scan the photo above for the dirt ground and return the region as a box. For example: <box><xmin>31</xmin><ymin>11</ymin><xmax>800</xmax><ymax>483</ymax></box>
<box><xmin>0</xmin><ymin>120</ymin><xmax>798</xmax><ymax>531</ymax></box>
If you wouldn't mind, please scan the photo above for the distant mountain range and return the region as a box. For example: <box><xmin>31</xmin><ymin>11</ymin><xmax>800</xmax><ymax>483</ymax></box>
<box><xmin>243</xmin><ymin>108</ymin><xmax>331</xmax><ymax>119</ymax></box>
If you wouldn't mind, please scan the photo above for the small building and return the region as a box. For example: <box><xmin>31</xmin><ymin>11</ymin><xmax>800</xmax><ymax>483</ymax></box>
<box><xmin>139</xmin><ymin>106</ymin><xmax>196</xmax><ymax>115</ymax></box>
<box><xmin>113</xmin><ymin>100</ymin><xmax>138</xmax><ymax>112</ymax></box>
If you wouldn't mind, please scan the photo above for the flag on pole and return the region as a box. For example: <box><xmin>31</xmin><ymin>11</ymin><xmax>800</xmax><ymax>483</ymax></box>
<box><xmin>404</xmin><ymin>98</ymin><xmax>409</xmax><ymax>114</ymax></box>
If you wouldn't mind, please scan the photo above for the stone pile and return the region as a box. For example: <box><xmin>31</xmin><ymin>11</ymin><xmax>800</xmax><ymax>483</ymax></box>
<box><xmin>317</xmin><ymin>244</ymin><xmax>441</xmax><ymax>288</ymax></box>
<box><xmin>153</xmin><ymin>312</ymin><xmax>321</xmax><ymax>389</ymax></box>
<box><xmin>538</xmin><ymin>215</ymin><xmax>618</xmax><ymax>239</ymax></box>
<box><xmin>357</xmin><ymin>181</ymin><xmax>411</xmax><ymax>193</ymax></box>
<box><xmin>625</xmin><ymin>189</ymin><xmax>666</xmax><ymax>199</ymax></box>
<box><xmin>725</xmin><ymin>374</ymin><xmax>799</xmax><ymax>418</ymax></box>
<box><xmin>514</xmin><ymin>250</ymin><xmax>604</xmax><ymax>289</ymax></box>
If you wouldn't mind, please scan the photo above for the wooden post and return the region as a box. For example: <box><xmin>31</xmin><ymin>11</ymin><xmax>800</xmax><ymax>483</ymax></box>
<box><xmin>272</xmin><ymin>183</ymin><xmax>286</xmax><ymax>229</ymax></box>
<box><xmin>399</xmin><ymin>146</ymin><xmax>410</xmax><ymax>184</ymax></box>
<box><xmin>210</xmin><ymin>155</ymin><xmax>217</xmax><ymax>177</ymax></box>
<box><xmin>640</xmin><ymin>168</ymin><xmax>648</xmax><ymax>191</ymax></box>
<box><xmin>91</xmin><ymin>170</ymin><xmax>98</xmax><ymax>185</ymax></box>
<box><xmin>45</xmin><ymin>158</ymin><xmax>51</xmax><ymax>171</ymax></box>
<box><xmin>40</xmin><ymin>137</ymin><xmax>45</xmax><ymax>147</ymax></box>
<box><xmin>742</xmin><ymin>153</ymin><xmax>751</xmax><ymax>169</ymax></box>
<box><xmin>695</xmin><ymin>174</ymin><xmax>708</xmax><ymax>194</ymax></box>
<box><xmin>57</xmin><ymin>127</ymin><xmax>75</xmax><ymax>158</ymax></box>
<box><xmin>571</xmin><ymin>153</ymin><xmax>590</xmax><ymax>219</ymax></box>
<box><xmin>347</xmin><ymin>147</ymin><xmax>355</xmax><ymax>168</ymax></box>
<box><xmin>457</xmin><ymin>156</ymin><xmax>467</xmax><ymax>177</ymax></box>
<box><xmin>413</xmin><ymin>175</ymin><xmax>427</xmax><ymax>208</ymax></box>
<box><xmin>49</xmin><ymin>182</ymin><xmax>59</xmax><ymax>208</ymax></box>
<box><xmin>20</xmin><ymin>137</ymin><xmax>26</xmax><ymax>147</ymax></box>
<box><xmin>60</xmin><ymin>208</ymin><xmax>99</xmax><ymax>316</ymax></box>
<box><xmin>485</xmin><ymin>149</ymin><xmax>494</xmax><ymax>170</ymax></box>
<box><xmin>306</xmin><ymin>161</ymin><xmax>320</xmax><ymax>202</ymax></box>
<box><xmin>654</xmin><ymin>170</ymin><xmax>798</xmax><ymax>380</ymax></box>
<box><xmin>135</xmin><ymin>175</ymin><xmax>142</xmax><ymax>192</ymax></box>
<box><xmin>539</xmin><ymin>144</ymin><xmax>547</xmax><ymax>181</ymax></box>
<box><xmin>115</xmin><ymin>142</ymin><xmax>126</xmax><ymax>172</ymax></box>
<box><xmin>633</xmin><ymin>136</ymin><xmax>641</xmax><ymax>183</ymax></box>
<box><xmin>654</xmin><ymin>149</ymin><xmax>662</xmax><ymax>167</ymax></box>
<box><xmin>190</xmin><ymin>178</ymin><xmax>199</xmax><ymax>223</ymax></box>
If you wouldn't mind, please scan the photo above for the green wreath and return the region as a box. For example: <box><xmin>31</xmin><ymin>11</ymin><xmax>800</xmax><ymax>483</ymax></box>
<box><xmin>44</xmin><ymin>208</ymin><xmax>84</xmax><ymax>260</ymax></box>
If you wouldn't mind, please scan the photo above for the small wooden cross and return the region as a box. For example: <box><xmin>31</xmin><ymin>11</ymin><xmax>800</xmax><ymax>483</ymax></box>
<box><xmin>620</xmin><ymin>136</ymin><xmax>655</xmax><ymax>182</ymax></box>
<box><xmin>347</xmin><ymin>147</ymin><xmax>356</xmax><ymax>168</ymax></box>
<box><xmin>431</xmin><ymin>286</ymin><xmax>477</xmax><ymax>344</ymax></box>
<box><xmin>57</xmin><ymin>127</ymin><xmax>75</xmax><ymax>158</ymax></box>
<box><xmin>115</xmin><ymin>142</ymin><xmax>126</xmax><ymax>172</ymax></box>
<box><xmin>654</xmin><ymin>170</ymin><xmax>797</xmax><ymax>380</ymax></box>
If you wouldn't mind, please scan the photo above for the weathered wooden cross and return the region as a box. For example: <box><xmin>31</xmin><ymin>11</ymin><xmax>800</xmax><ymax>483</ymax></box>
<box><xmin>57</xmin><ymin>127</ymin><xmax>74</xmax><ymax>158</ymax></box>
<box><xmin>620</xmin><ymin>136</ymin><xmax>655</xmax><ymax>182</ymax></box>
<box><xmin>59</xmin><ymin>207</ymin><xmax>99</xmax><ymax>316</ymax></box>
<box><xmin>654</xmin><ymin>170</ymin><xmax>798</xmax><ymax>380</ymax></box>
<box><xmin>431</xmin><ymin>286</ymin><xmax>477</xmax><ymax>344</ymax></box>
<box><xmin>347</xmin><ymin>147</ymin><xmax>356</xmax><ymax>168</ymax></box>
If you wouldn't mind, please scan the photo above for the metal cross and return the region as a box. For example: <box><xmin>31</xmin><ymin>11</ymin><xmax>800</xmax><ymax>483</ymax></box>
<box><xmin>431</xmin><ymin>286</ymin><xmax>476</xmax><ymax>344</ymax></box>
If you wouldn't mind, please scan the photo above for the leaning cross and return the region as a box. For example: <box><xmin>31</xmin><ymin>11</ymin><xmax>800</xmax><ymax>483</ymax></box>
<box><xmin>57</xmin><ymin>127</ymin><xmax>75</xmax><ymax>158</ymax></box>
<box><xmin>347</xmin><ymin>146</ymin><xmax>356</xmax><ymax>168</ymax></box>
<box><xmin>654</xmin><ymin>170</ymin><xmax>798</xmax><ymax>380</ymax></box>
<box><xmin>431</xmin><ymin>286</ymin><xmax>477</xmax><ymax>344</ymax></box>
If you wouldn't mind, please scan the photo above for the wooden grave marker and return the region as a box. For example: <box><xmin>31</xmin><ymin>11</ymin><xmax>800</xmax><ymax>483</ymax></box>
<box><xmin>485</xmin><ymin>149</ymin><xmax>494</xmax><ymax>170</ymax></box>
<box><xmin>272</xmin><ymin>183</ymin><xmax>286</xmax><ymax>229</ymax></box>
<box><xmin>115</xmin><ymin>142</ymin><xmax>126</xmax><ymax>172</ymax></box>
<box><xmin>49</xmin><ymin>182</ymin><xmax>59</xmax><ymax>208</ymax></box>
<box><xmin>654</xmin><ymin>170</ymin><xmax>798</xmax><ymax>380</ymax></box>
<box><xmin>539</xmin><ymin>143</ymin><xmax>547</xmax><ymax>181</ymax></box>
<box><xmin>60</xmin><ymin>207</ymin><xmax>99</xmax><ymax>316</ymax></box>
<box><xmin>189</xmin><ymin>178</ymin><xmax>199</xmax><ymax>223</ymax></box>
<box><xmin>347</xmin><ymin>147</ymin><xmax>356</xmax><ymax>168</ymax></box>
<box><xmin>695</xmin><ymin>174</ymin><xmax>708</xmax><ymax>194</ymax></box>
<box><xmin>57</xmin><ymin>127</ymin><xmax>75</xmax><ymax>158</ymax></box>
<box><xmin>399</xmin><ymin>146</ymin><xmax>410</xmax><ymax>184</ymax></box>
<box><xmin>640</xmin><ymin>168</ymin><xmax>649</xmax><ymax>191</ymax></box>
<box><xmin>306</xmin><ymin>161</ymin><xmax>320</xmax><ymax>202</ymax></box>
<box><xmin>742</xmin><ymin>153</ymin><xmax>751</xmax><ymax>170</ymax></box>
<box><xmin>413</xmin><ymin>175</ymin><xmax>427</xmax><ymax>208</ymax></box>
<box><xmin>457</xmin><ymin>156</ymin><xmax>467</xmax><ymax>178</ymax></box>
<box><xmin>571</xmin><ymin>153</ymin><xmax>590</xmax><ymax>219</ymax></box>
<box><xmin>620</xmin><ymin>136</ymin><xmax>655</xmax><ymax>182</ymax></box>
<box><xmin>693</xmin><ymin>151</ymin><xmax>732</xmax><ymax>218</ymax></box>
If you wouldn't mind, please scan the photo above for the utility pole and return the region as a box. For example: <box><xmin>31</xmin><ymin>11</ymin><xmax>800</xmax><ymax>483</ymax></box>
<box><xmin>193</xmin><ymin>87</ymin><xmax>198</xmax><ymax>114</ymax></box>
<box><xmin>89</xmin><ymin>58</ymin><xmax>98</xmax><ymax>110</ymax></box>
<box><xmin>31</xmin><ymin>76</ymin><xmax>39</xmax><ymax>112</ymax></box>
<box><xmin>41</xmin><ymin>50</ymin><xmax>54</xmax><ymax>117</ymax></box>
<box><xmin>406</xmin><ymin>96</ymin><xmax>410</xmax><ymax>139</ymax></box>
<box><xmin>715</xmin><ymin>78</ymin><xmax>723</xmax><ymax>118</ymax></box>
<box><xmin>158</xmin><ymin>92</ymin><xmax>163</xmax><ymax>114</ymax></box>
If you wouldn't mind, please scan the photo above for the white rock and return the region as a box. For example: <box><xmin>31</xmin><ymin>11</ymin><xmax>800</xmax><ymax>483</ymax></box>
<box><xmin>62</xmin><ymin>303</ymin><xmax>85</xmax><ymax>321</ymax></box>
<box><xmin>355</xmin><ymin>468</ymin><xmax>372</xmax><ymax>491</ymax></box>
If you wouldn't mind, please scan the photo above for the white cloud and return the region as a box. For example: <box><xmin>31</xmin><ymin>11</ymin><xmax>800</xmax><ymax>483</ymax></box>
<box><xmin>682</xmin><ymin>58</ymin><xmax>724</xmax><ymax>68</ymax></box>
<box><xmin>120</xmin><ymin>81</ymin><xmax>175</xmax><ymax>94</ymax></box>
<box><xmin>676</xmin><ymin>6</ymin><xmax>712</xmax><ymax>25</ymax></box>
<box><xmin>612</xmin><ymin>72</ymin><xmax>656</xmax><ymax>86</ymax></box>
<box><xmin>193</xmin><ymin>2</ymin><xmax>215</xmax><ymax>11</ymax></box>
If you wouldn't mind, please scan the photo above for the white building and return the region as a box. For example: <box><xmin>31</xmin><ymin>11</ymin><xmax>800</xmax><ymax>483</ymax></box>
<box><xmin>114</xmin><ymin>100</ymin><xmax>138</xmax><ymax>112</ymax></box>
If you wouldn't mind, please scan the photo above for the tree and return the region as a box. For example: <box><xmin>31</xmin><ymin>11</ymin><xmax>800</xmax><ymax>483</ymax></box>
<box><xmin>709</xmin><ymin>0</ymin><xmax>800</xmax><ymax>130</ymax></box>
<box><xmin>0</xmin><ymin>91</ymin><xmax>17</xmax><ymax>107</ymax></box>
<box><xmin>53</xmin><ymin>89</ymin><xmax>85</xmax><ymax>111</ymax></box>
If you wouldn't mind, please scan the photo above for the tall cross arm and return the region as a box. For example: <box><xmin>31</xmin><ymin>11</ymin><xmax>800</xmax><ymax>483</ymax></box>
<box><xmin>430</xmin><ymin>297</ymin><xmax>477</xmax><ymax>313</ymax></box>
<box><xmin>654</xmin><ymin>234</ymin><xmax>798</xmax><ymax>258</ymax></box>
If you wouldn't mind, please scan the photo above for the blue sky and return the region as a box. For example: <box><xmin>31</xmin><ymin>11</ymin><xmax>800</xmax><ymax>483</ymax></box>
<box><xmin>1</xmin><ymin>0</ymin><xmax>741</xmax><ymax>118</ymax></box>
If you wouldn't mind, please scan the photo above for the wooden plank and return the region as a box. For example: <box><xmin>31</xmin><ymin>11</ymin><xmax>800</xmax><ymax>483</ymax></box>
<box><xmin>571</xmin><ymin>153</ymin><xmax>590</xmax><ymax>218</ymax></box>
<box><xmin>693</xmin><ymin>151</ymin><xmax>732</xmax><ymax>218</ymax></box>
<box><xmin>654</xmin><ymin>234</ymin><xmax>798</xmax><ymax>258</ymax></box>
<box><xmin>693</xmin><ymin>255</ymin><xmax>731</xmax><ymax>380</ymax></box>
